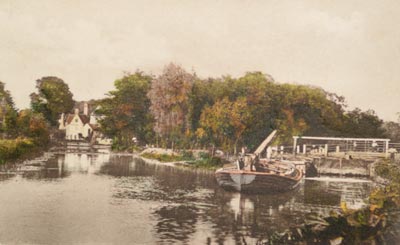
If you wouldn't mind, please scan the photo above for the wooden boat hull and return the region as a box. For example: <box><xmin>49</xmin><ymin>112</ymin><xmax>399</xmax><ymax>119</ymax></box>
<box><xmin>215</xmin><ymin>168</ymin><xmax>303</xmax><ymax>193</ymax></box>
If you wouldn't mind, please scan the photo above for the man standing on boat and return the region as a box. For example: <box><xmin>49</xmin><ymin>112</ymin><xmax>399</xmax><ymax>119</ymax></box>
<box><xmin>248</xmin><ymin>154</ymin><xmax>260</xmax><ymax>171</ymax></box>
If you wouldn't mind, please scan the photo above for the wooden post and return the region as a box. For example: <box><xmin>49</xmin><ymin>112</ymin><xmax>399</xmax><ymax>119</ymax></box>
<box><xmin>385</xmin><ymin>140</ymin><xmax>390</xmax><ymax>159</ymax></box>
<box><xmin>324</xmin><ymin>144</ymin><xmax>328</xmax><ymax>157</ymax></box>
<box><xmin>303</xmin><ymin>144</ymin><xmax>307</xmax><ymax>154</ymax></box>
<box><xmin>296</xmin><ymin>145</ymin><xmax>300</xmax><ymax>154</ymax></box>
<box><xmin>336</xmin><ymin>145</ymin><xmax>340</xmax><ymax>153</ymax></box>
<box><xmin>293</xmin><ymin>137</ymin><xmax>298</xmax><ymax>156</ymax></box>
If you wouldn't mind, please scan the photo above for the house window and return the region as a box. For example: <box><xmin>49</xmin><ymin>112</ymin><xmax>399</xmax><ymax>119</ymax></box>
<box><xmin>75</xmin><ymin>119</ymin><xmax>78</xmax><ymax>123</ymax></box>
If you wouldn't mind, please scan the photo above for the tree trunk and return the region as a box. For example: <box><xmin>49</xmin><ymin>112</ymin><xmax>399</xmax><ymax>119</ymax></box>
<box><xmin>234</xmin><ymin>139</ymin><xmax>239</xmax><ymax>156</ymax></box>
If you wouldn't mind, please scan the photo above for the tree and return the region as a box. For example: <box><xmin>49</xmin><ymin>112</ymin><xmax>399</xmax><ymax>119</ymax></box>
<box><xmin>232</xmin><ymin>72</ymin><xmax>275</xmax><ymax>149</ymax></box>
<box><xmin>198</xmin><ymin>97</ymin><xmax>251</xmax><ymax>154</ymax></box>
<box><xmin>270</xmin><ymin>84</ymin><xmax>346</xmax><ymax>143</ymax></box>
<box><xmin>16</xmin><ymin>109</ymin><xmax>50</xmax><ymax>145</ymax></box>
<box><xmin>30</xmin><ymin>77</ymin><xmax>74</xmax><ymax>126</ymax></box>
<box><xmin>342</xmin><ymin>109</ymin><xmax>386</xmax><ymax>138</ymax></box>
<box><xmin>382</xmin><ymin>121</ymin><xmax>400</xmax><ymax>142</ymax></box>
<box><xmin>97</xmin><ymin>71</ymin><xmax>154</xmax><ymax>150</ymax></box>
<box><xmin>148</xmin><ymin>63</ymin><xmax>195</xmax><ymax>149</ymax></box>
<box><xmin>0</xmin><ymin>82</ymin><xmax>18</xmax><ymax>137</ymax></box>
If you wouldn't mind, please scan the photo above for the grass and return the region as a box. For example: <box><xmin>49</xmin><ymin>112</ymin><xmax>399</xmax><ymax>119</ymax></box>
<box><xmin>140</xmin><ymin>152</ymin><xmax>191</xmax><ymax>162</ymax></box>
<box><xmin>186</xmin><ymin>157</ymin><xmax>225</xmax><ymax>170</ymax></box>
<box><xmin>140</xmin><ymin>150</ymin><xmax>225</xmax><ymax>170</ymax></box>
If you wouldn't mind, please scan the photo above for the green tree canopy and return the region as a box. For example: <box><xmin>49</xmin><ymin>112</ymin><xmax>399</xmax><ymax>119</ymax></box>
<box><xmin>97</xmin><ymin>71</ymin><xmax>154</xmax><ymax>150</ymax></box>
<box><xmin>342</xmin><ymin>109</ymin><xmax>386</xmax><ymax>138</ymax></box>
<box><xmin>0</xmin><ymin>82</ymin><xmax>18</xmax><ymax>137</ymax></box>
<box><xmin>30</xmin><ymin>76</ymin><xmax>74</xmax><ymax>126</ymax></box>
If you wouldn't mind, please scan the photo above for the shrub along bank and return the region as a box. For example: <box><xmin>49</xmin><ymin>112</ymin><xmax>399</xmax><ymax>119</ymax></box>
<box><xmin>268</xmin><ymin>160</ymin><xmax>400</xmax><ymax>244</ymax></box>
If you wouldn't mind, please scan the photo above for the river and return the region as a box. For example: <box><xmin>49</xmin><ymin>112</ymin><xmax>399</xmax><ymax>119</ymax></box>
<box><xmin>0</xmin><ymin>151</ymin><xmax>374</xmax><ymax>244</ymax></box>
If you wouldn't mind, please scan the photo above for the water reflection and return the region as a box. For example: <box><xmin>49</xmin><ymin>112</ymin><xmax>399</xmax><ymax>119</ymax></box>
<box><xmin>0</xmin><ymin>152</ymin><xmax>376</xmax><ymax>244</ymax></box>
<box><xmin>154</xmin><ymin>205</ymin><xmax>198</xmax><ymax>243</ymax></box>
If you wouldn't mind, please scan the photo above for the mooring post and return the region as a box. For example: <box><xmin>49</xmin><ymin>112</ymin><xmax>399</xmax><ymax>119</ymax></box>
<box><xmin>293</xmin><ymin>137</ymin><xmax>298</xmax><ymax>156</ymax></box>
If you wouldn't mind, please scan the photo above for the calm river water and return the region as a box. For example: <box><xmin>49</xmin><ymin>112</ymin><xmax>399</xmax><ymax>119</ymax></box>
<box><xmin>0</xmin><ymin>152</ymin><xmax>374</xmax><ymax>244</ymax></box>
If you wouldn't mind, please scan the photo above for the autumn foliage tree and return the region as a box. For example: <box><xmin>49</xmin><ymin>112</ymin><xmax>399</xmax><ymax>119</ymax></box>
<box><xmin>95</xmin><ymin>63</ymin><xmax>389</xmax><ymax>154</ymax></box>
<box><xmin>16</xmin><ymin>109</ymin><xmax>50</xmax><ymax>145</ymax></box>
<box><xmin>198</xmin><ymin>97</ymin><xmax>251</xmax><ymax>154</ymax></box>
<box><xmin>148</xmin><ymin>63</ymin><xmax>195</xmax><ymax>149</ymax></box>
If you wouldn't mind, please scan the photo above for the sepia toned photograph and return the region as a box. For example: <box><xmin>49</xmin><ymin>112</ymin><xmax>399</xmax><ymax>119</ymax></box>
<box><xmin>1</xmin><ymin>1</ymin><xmax>400</xmax><ymax>244</ymax></box>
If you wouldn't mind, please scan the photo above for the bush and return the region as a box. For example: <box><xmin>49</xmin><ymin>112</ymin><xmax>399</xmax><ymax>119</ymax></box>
<box><xmin>198</xmin><ymin>152</ymin><xmax>211</xmax><ymax>159</ymax></box>
<box><xmin>375</xmin><ymin>161</ymin><xmax>400</xmax><ymax>182</ymax></box>
<box><xmin>0</xmin><ymin>138</ymin><xmax>36</xmax><ymax>164</ymax></box>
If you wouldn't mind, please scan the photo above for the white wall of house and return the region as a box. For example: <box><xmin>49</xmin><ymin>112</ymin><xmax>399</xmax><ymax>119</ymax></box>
<box><xmin>83</xmin><ymin>123</ymin><xmax>93</xmax><ymax>138</ymax></box>
<box><xmin>65</xmin><ymin>114</ymin><xmax>89</xmax><ymax>140</ymax></box>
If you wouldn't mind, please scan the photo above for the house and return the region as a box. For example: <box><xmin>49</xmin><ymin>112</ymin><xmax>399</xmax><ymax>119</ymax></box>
<box><xmin>59</xmin><ymin>103</ymin><xmax>97</xmax><ymax>141</ymax></box>
<box><xmin>59</xmin><ymin>102</ymin><xmax>112</xmax><ymax>145</ymax></box>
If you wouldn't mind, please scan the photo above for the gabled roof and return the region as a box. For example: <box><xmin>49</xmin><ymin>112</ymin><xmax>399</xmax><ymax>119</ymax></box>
<box><xmin>65</xmin><ymin>114</ymin><xmax>90</xmax><ymax>125</ymax></box>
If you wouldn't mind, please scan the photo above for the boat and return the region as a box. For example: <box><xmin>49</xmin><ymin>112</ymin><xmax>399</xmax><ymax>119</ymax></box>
<box><xmin>215</xmin><ymin>160</ymin><xmax>303</xmax><ymax>193</ymax></box>
<box><xmin>215</xmin><ymin>130</ymin><xmax>303</xmax><ymax>193</ymax></box>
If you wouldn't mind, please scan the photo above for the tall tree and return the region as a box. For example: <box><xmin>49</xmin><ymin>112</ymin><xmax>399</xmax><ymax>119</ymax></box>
<box><xmin>270</xmin><ymin>84</ymin><xmax>345</xmax><ymax>143</ymax></box>
<box><xmin>148</xmin><ymin>63</ymin><xmax>195</xmax><ymax>148</ymax></box>
<box><xmin>232</xmin><ymin>72</ymin><xmax>275</xmax><ymax>149</ymax></box>
<box><xmin>383</xmin><ymin>121</ymin><xmax>400</xmax><ymax>142</ymax></box>
<box><xmin>97</xmin><ymin>71</ymin><xmax>154</xmax><ymax>150</ymax></box>
<box><xmin>30</xmin><ymin>77</ymin><xmax>74</xmax><ymax>126</ymax></box>
<box><xmin>0</xmin><ymin>82</ymin><xmax>18</xmax><ymax>137</ymax></box>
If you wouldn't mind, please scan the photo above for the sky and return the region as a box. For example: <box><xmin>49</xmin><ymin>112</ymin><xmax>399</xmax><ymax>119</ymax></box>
<box><xmin>0</xmin><ymin>0</ymin><xmax>399</xmax><ymax>121</ymax></box>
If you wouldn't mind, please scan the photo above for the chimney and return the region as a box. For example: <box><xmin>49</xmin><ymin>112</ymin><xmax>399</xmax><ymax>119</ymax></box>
<box><xmin>84</xmin><ymin>103</ymin><xmax>89</xmax><ymax>116</ymax></box>
<box><xmin>74</xmin><ymin>108</ymin><xmax>79</xmax><ymax>115</ymax></box>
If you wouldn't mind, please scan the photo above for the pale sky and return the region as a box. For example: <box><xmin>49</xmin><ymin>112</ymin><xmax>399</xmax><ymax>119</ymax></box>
<box><xmin>0</xmin><ymin>0</ymin><xmax>399</xmax><ymax>121</ymax></box>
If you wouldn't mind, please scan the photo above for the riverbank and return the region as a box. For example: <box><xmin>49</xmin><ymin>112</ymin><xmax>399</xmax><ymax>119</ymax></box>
<box><xmin>0</xmin><ymin>138</ymin><xmax>47</xmax><ymax>165</ymax></box>
<box><xmin>270</xmin><ymin>159</ymin><xmax>400</xmax><ymax>244</ymax></box>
